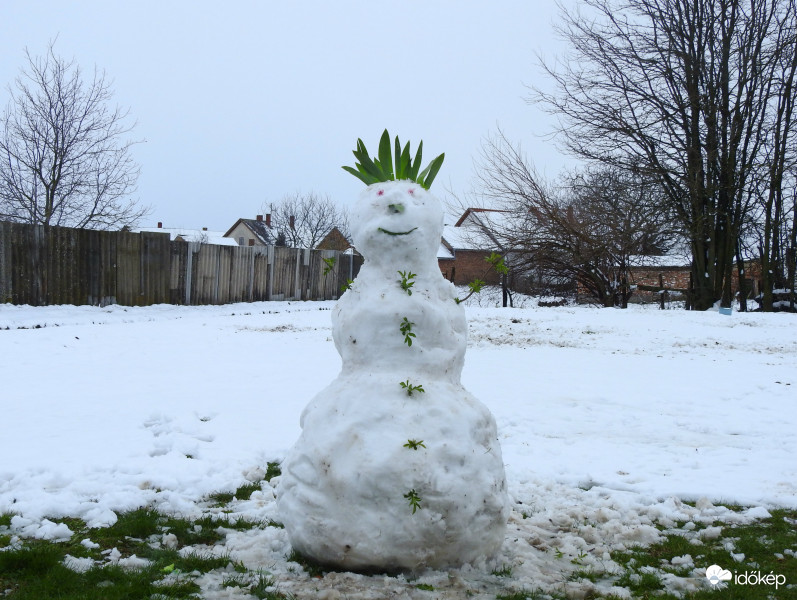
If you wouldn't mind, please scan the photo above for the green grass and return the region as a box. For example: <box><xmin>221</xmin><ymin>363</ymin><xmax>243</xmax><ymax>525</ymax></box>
<box><xmin>496</xmin><ymin>589</ymin><xmax>547</xmax><ymax>600</ymax></box>
<box><xmin>491</xmin><ymin>564</ymin><xmax>514</xmax><ymax>577</ymax></box>
<box><xmin>0</xmin><ymin>462</ymin><xmax>288</xmax><ymax>600</ymax></box>
<box><xmin>286</xmin><ymin>548</ymin><xmax>328</xmax><ymax>578</ymax></box>
<box><xmin>607</xmin><ymin>507</ymin><xmax>797</xmax><ymax>599</ymax></box>
<box><xmin>208</xmin><ymin>461</ymin><xmax>282</xmax><ymax>505</ymax></box>
<box><xmin>2</xmin><ymin>486</ymin><xmax>795</xmax><ymax>600</ymax></box>
<box><xmin>0</xmin><ymin>541</ymin><xmax>203</xmax><ymax>599</ymax></box>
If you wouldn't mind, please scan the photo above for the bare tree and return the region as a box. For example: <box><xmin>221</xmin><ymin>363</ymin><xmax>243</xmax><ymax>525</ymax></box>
<box><xmin>473</xmin><ymin>131</ymin><xmax>677</xmax><ymax>307</ymax></box>
<box><xmin>755</xmin><ymin>0</ymin><xmax>797</xmax><ymax>310</ymax></box>
<box><xmin>533</xmin><ymin>0</ymin><xmax>793</xmax><ymax>310</ymax></box>
<box><xmin>0</xmin><ymin>41</ymin><xmax>147</xmax><ymax>229</ymax></box>
<box><xmin>262</xmin><ymin>191</ymin><xmax>349</xmax><ymax>249</ymax></box>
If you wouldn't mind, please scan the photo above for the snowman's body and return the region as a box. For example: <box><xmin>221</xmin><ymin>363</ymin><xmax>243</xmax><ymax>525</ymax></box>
<box><xmin>277</xmin><ymin>181</ymin><xmax>508</xmax><ymax>571</ymax></box>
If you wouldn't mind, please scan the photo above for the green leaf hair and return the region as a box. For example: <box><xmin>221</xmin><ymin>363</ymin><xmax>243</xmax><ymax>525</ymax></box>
<box><xmin>342</xmin><ymin>129</ymin><xmax>445</xmax><ymax>190</ymax></box>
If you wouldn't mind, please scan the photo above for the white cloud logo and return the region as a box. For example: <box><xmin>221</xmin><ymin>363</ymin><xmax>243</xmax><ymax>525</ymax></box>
<box><xmin>706</xmin><ymin>564</ymin><xmax>733</xmax><ymax>586</ymax></box>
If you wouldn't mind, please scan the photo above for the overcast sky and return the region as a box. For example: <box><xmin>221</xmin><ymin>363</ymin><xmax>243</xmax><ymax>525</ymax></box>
<box><xmin>0</xmin><ymin>1</ymin><xmax>575</xmax><ymax>232</ymax></box>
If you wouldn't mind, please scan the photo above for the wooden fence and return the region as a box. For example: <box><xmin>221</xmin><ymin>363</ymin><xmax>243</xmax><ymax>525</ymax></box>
<box><xmin>0</xmin><ymin>221</ymin><xmax>361</xmax><ymax>307</ymax></box>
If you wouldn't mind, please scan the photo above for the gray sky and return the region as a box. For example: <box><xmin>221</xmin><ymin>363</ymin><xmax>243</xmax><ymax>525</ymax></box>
<box><xmin>0</xmin><ymin>1</ymin><xmax>574</xmax><ymax>232</ymax></box>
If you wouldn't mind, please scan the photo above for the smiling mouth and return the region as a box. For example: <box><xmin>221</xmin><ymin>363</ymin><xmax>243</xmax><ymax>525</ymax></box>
<box><xmin>378</xmin><ymin>227</ymin><xmax>418</xmax><ymax>236</ymax></box>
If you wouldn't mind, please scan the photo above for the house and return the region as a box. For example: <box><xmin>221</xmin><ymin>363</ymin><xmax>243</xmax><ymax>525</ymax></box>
<box><xmin>316</xmin><ymin>227</ymin><xmax>353</xmax><ymax>252</ymax></box>
<box><xmin>134</xmin><ymin>223</ymin><xmax>238</xmax><ymax>246</ymax></box>
<box><xmin>223</xmin><ymin>214</ymin><xmax>275</xmax><ymax>246</ymax></box>
<box><xmin>438</xmin><ymin>208</ymin><xmax>509</xmax><ymax>286</ymax></box>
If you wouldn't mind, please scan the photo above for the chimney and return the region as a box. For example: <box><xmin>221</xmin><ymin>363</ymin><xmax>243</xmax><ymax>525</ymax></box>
<box><xmin>289</xmin><ymin>215</ymin><xmax>295</xmax><ymax>230</ymax></box>
<box><xmin>256</xmin><ymin>214</ymin><xmax>263</xmax><ymax>222</ymax></box>
<box><xmin>265</xmin><ymin>213</ymin><xmax>271</xmax><ymax>227</ymax></box>
<box><xmin>157</xmin><ymin>222</ymin><xmax>163</xmax><ymax>228</ymax></box>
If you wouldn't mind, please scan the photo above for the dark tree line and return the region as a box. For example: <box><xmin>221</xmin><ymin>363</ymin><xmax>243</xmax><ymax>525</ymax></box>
<box><xmin>483</xmin><ymin>0</ymin><xmax>797</xmax><ymax>310</ymax></box>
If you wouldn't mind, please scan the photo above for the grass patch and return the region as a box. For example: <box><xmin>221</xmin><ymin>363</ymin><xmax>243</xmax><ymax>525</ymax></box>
<box><xmin>264</xmin><ymin>461</ymin><xmax>282</xmax><ymax>481</ymax></box>
<box><xmin>496</xmin><ymin>589</ymin><xmax>548</xmax><ymax>600</ymax></box>
<box><xmin>0</xmin><ymin>541</ymin><xmax>202</xmax><ymax>599</ymax></box>
<box><xmin>608</xmin><ymin>507</ymin><xmax>797</xmax><ymax>599</ymax></box>
<box><xmin>491</xmin><ymin>564</ymin><xmax>513</xmax><ymax>577</ymax></box>
<box><xmin>286</xmin><ymin>549</ymin><xmax>327</xmax><ymax>578</ymax></box>
<box><xmin>208</xmin><ymin>461</ymin><xmax>282</xmax><ymax>506</ymax></box>
<box><xmin>0</xmin><ymin>506</ymin><xmax>272</xmax><ymax>600</ymax></box>
<box><xmin>252</xmin><ymin>575</ymin><xmax>295</xmax><ymax>599</ymax></box>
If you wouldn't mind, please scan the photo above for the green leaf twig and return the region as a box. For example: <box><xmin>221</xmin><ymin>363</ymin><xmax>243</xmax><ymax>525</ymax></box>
<box><xmin>399</xmin><ymin>379</ymin><xmax>425</xmax><ymax>396</ymax></box>
<box><xmin>399</xmin><ymin>317</ymin><xmax>416</xmax><ymax>346</ymax></box>
<box><xmin>404</xmin><ymin>489</ymin><xmax>422</xmax><ymax>514</ymax></box>
<box><xmin>322</xmin><ymin>256</ymin><xmax>336</xmax><ymax>276</ymax></box>
<box><xmin>398</xmin><ymin>270</ymin><xmax>416</xmax><ymax>295</ymax></box>
<box><xmin>403</xmin><ymin>439</ymin><xmax>426</xmax><ymax>450</ymax></box>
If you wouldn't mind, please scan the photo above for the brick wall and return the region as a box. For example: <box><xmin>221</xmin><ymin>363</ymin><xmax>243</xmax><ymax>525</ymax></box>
<box><xmin>630</xmin><ymin>267</ymin><xmax>692</xmax><ymax>291</ymax></box>
<box><xmin>629</xmin><ymin>260</ymin><xmax>763</xmax><ymax>302</ymax></box>
<box><xmin>439</xmin><ymin>250</ymin><xmax>501</xmax><ymax>286</ymax></box>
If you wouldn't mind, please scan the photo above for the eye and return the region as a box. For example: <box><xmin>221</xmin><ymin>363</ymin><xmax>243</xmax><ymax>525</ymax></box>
<box><xmin>388</xmin><ymin>203</ymin><xmax>404</xmax><ymax>214</ymax></box>
<box><xmin>407</xmin><ymin>188</ymin><xmax>415</xmax><ymax>196</ymax></box>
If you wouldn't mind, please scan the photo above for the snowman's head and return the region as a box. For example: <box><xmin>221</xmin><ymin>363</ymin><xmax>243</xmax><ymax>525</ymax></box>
<box><xmin>351</xmin><ymin>180</ymin><xmax>443</xmax><ymax>269</ymax></box>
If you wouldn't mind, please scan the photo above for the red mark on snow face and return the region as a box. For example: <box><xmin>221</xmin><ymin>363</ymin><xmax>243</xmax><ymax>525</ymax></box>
<box><xmin>407</xmin><ymin>188</ymin><xmax>415</xmax><ymax>195</ymax></box>
<box><xmin>377</xmin><ymin>189</ymin><xmax>384</xmax><ymax>196</ymax></box>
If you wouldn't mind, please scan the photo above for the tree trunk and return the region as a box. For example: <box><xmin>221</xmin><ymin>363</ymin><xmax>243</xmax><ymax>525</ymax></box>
<box><xmin>735</xmin><ymin>242</ymin><xmax>748</xmax><ymax>312</ymax></box>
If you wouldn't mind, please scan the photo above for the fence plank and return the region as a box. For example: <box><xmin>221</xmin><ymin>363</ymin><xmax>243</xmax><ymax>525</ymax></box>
<box><xmin>140</xmin><ymin>231</ymin><xmax>170</xmax><ymax>305</ymax></box>
<box><xmin>0</xmin><ymin>222</ymin><xmax>11</xmax><ymax>302</ymax></box>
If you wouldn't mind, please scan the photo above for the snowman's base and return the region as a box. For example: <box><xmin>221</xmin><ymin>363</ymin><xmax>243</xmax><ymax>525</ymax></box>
<box><xmin>277</xmin><ymin>374</ymin><xmax>509</xmax><ymax>571</ymax></box>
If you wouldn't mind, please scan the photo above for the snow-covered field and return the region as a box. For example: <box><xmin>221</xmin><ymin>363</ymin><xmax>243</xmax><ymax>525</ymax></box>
<box><xmin>1</xmin><ymin>299</ymin><xmax>795</xmax><ymax>598</ymax></box>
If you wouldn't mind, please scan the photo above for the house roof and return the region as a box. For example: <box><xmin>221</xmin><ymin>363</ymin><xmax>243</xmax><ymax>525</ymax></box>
<box><xmin>441</xmin><ymin>208</ymin><xmax>510</xmax><ymax>251</ymax></box>
<box><xmin>316</xmin><ymin>227</ymin><xmax>352</xmax><ymax>251</ymax></box>
<box><xmin>454</xmin><ymin>207</ymin><xmax>512</xmax><ymax>228</ymax></box>
<box><xmin>628</xmin><ymin>254</ymin><xmax>692</xmax><ymax>268</ymax></box>
<box><xmin>224</xmin><ymin>218</ymin><xmax>274</xmax><ymax>245</ymax></box>
<box><xmin>441</xmin><ymin>224</ymin><xmax>486</xmax><ymax>251</ymax></box>
<box><xmin>134</xmin><ymin>227</ymin><xmax>238</xmax><ymax>246</ymax></box>
<box><xmin>437</xmin><ymin>240</ymin><xmax>455</xmax><ymax>260</ymax></box>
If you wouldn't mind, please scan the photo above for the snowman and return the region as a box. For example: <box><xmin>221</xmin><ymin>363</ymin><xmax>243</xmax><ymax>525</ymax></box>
<box><xmin>277</xmin><ymin>135</ymin><xmax>508</xmax><ymax>572</ymax></box>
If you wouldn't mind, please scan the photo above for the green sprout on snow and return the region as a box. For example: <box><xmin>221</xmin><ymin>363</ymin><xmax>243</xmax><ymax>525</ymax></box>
<box><xmin>404</xmin><ymin>489</ymin><xmax>423</xmax><ymax>514</ymax></box>
<box><xmin>399</xmin><ymin>379</ymin><xmax>425</xmax><ymax>396</ymax></box>
<box><xmin>399</xmin><ymin>317</ymin><xmax>416</xmax><ymax>346</ymax></box>
<box><xmin>403</xmin><ymin>439</ymin><xmax>426</xmax><ymax>450</ymax></box>
<box><xmin>398</xmin><ymin>270</ymin><xmax>416</xmax><ymax>295</ymax></box>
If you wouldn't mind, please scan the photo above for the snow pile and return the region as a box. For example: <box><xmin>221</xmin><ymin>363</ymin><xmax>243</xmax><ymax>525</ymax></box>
<box><xmin>277</xmin><ymin>181</ymin><xmax>509</xmax><ymax>570</ymax></box>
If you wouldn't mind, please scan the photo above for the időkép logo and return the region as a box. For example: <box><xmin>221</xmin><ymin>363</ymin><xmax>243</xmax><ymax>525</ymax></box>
<box><xmin>705</xmin><ymin>564</ymin><xmax>786</xmax><ymax>590</ymax></box>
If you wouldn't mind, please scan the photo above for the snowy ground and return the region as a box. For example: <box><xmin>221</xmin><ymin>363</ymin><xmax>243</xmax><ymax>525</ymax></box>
<box><xmin>1</xmin><ymin>299</ymin><xmax>795</xmax><ymax>598</ymax></box>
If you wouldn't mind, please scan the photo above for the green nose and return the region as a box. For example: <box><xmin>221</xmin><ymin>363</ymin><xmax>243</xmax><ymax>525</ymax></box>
<box><xmin>388</xmin><ymin>203</ymin><xmax>405</xmax><ymax>214</ymax></box>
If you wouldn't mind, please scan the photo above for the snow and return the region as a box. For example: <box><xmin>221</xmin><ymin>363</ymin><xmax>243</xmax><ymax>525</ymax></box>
<box><xmin>134</xmin><ymin>226</ymin><xmax>238</xmax><ymax>246</ymax></box>
<box><xmin>1</xmin><ymin>297</ymin><xmax>796</xmax><ymax>597</ymax></box>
